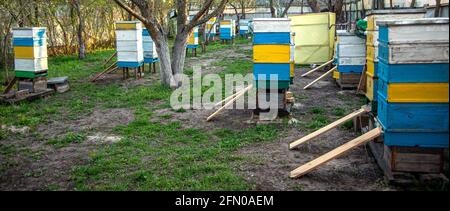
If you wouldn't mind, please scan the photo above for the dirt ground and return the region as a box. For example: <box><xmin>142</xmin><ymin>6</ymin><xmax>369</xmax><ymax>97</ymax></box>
<box><xmin>1</xmin><ymin>43</ymin><xmax>394</xmax><ymax>191</ymax></box>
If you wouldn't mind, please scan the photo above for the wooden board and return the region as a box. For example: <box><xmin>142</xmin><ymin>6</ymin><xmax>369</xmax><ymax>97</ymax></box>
<box><xmin>301</xmin><ymin>59</ymin><xmax>333</xmax><ymax>77</ymax></box>
<box><xmin>289</xmin><ymin>105</ymin><xmax>370</xmax><ymax>149</ymax></box>
<box><xmin>290</xmin><ymin>127</ymin><xmax>383</xmax><ymax>178</ymax></box>
<box><xmin>303</xmin><ymin>66</ymin><xmax>336</xmax><ymax>90</ymax></box>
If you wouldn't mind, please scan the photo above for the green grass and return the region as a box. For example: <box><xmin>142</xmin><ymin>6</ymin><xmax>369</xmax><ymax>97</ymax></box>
<box><xmin>46</xmin><ymin>132</ymin><xmax>87</xmax><ymax>149</ymax></box>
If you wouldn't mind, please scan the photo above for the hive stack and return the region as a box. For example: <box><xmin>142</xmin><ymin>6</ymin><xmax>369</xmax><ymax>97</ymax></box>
<box><xmin>206</xmin><ymin>17</ymin><xmax>217</xmax><ymax>39</ymax></box>
<box><xmin>142</xmin><ymin>29</ymin><xmax>158</xmax><ymax>63</ymax></box>
<box><xmin>187</xmin><ymin>26</ymin><xmax>199</xmax><ymax>49</ymax></box>
<box><xmin>335</xmin><ymin>31</ymin><xmax>366</xmax><ymax>89</ymax></box>
<box><xmin>220</xmin><ymin>19</ymin><xmax>233</xmax><ymax>41</ymax></box>
<box><xmin>365</xmin><ymin>9</ymin><xmax>425</xmax><ymax>106</ymax></box>
<box><xmin>231</xmin><ymin>19</ymin><xmax>236</xmax><ymax>39</ymax></box>
<box><xmin>239</xmin><ymin>19</ymin><xmax>249</xmax><ymax>35</ymax></box>
<box><xmin>13</xmin><ymin>27</ymin><xmax>48</xmax><ymax>80</ymax></box>
<box><xmin>253</xmin><ymin>18</ymin><xmax>292</xmax><ymax>90</ymax></box>
<box><xmin>376</xmin><ymin>18</ymin><xmax>449</xmax><ymax>171</ymax></box>
<box><xmin>115</xmin><ymin>21</ymin><xmax>144</xmax><ymax>68</ymax></box>
<box><xmin>290</xmin><ymin>32</ymin><xmax>295</xmax><ymax>84</ymax></box>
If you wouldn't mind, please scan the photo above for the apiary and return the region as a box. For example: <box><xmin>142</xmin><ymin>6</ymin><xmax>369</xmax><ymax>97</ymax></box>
<box><xmin>13</xmin><ymin>27</ymin><xmax>48</xmax><ymax>79</ymax></box>
<box><xmin>376</xmin><ymin>18</ymin><xmax>449</xmax><ymax>148</ymax></box>
<box><xmin>115</xmin><ymin>21</ymin><xmax>144</xmax><ymax>68</ymax></box>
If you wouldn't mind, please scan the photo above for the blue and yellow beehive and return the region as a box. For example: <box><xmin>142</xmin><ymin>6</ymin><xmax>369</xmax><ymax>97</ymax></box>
<box><xmin>253</xmin><ymin>18</ymin><xmax>292</xmax><ymax>89</ymax></box>
<box><xmin>220</xmin><ymin>20</ymin><xmax>233</xmax><ymax>40</ymax></box>
<box><xmin>142</xmin><ymin>29</ymin><xmax>159</xmax><ymax>63</ymax></box>
<box><xmin>376</xmin><ymin>18</ymin><xmax>449</xmax><ymax>148</ymax></box>
<box><xmin>13</xmin><ymin>27</ymin><xmax>48</xmax><ymax>79</ymax></box>
<box><xmin>206</xmin><ymin>17</ymin><xmax>218</xmax><ymax>39</ymax></box>
<box><xmin>365</xmin><ymin>9</ymin><xmax>426</xmax><ymax>103</ymax></box>
<box><xmin>187</xmin><ymin>26</ymin><xmax>199</xmax><ymax>49</ymax></box>
<box><xmin>115</xmin><ymin>21</ymin><xmax>144</xmax><ymax>68</ymax></box>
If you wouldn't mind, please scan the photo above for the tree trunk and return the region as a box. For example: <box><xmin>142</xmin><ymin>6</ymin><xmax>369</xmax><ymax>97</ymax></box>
<box><xmin>72</xmin><ymin>0</ymin><xmax>86</xmax><ymax>59</ymax></box>
<box><xmin>435</xmin><ymin>0</ymin><xmax>441</xmax><ymax>17</ymax></box>
<box><xmin>151</xmin><ymin>31</ymin><xmax>176</xmax><ymax>88</ymax></box>
<box><xmin>334</xmin><ymin>0</ymin><xmax>344</xmax><ymax>23</ymax></box>
<box><xmin>307</xmin><ymin>0</ymin><xmax>321</xmax><ymax>13</ymax></box>
<box><xmin>270</xmin><ymin>0</ymin><xmax>277</xmax><ymax>17</ymax></box>
<box><xmin>410</xmin><ymin>0</ymin><xmax>417</xmax><ymax>8</ymax></box>
<box><xmin>171</xmin><ymin>31</ymin><xmax>189</xmax><ymax>76</ymax></box>
<box><xmin>281</xmin><ymin>0</ymin><xmax>295</xmax><ymax>17</ymax></box>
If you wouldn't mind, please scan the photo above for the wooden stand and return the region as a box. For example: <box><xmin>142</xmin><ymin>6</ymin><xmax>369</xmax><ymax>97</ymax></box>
<box><xmin>336</xmin><ymin>72</ymin><xmax>362</xmax><ymax>90</ymax></box>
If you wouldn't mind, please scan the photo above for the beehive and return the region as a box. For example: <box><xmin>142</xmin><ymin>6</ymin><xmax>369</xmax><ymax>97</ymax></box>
<box><xmin>365</xmin><ymin>9</ymin><xmax>426</xmax><ymax>102</ymax></box>
<box><xmin>142</xmin><ymin>29</ymin><xmax>158</xmax><ymax>63</ymax></box>
<box><xmin>220</xmin><ymin>19</ymin><xmax>233</xmax><ymax>40</ymax></box>
<box><xmin>290</xmin><ymin>12</ymin><xmax>336</xmax><ymax>65</ymax></box>
<box><xmin>376</xmin><ymin>18</ymin><xmax>449</xmax><ymax>148</ymax></box>
<box><xmin>206</xmin><ymin>17</ymin><xmax>218</xmax><ymax>38</ymax></box>
<box><xmin>13</xmin><ymin>27</ymin><xmax>48</xmax><ymax>79</ymax></box>
<box><xmin>231</xmin><ymin>19</ymin><xmax>236</xmax><ymax>38</ymax></box>
<box><xmin>187</xmin><ymin>26</ymin><xmax>199</xmax><ymax>49</ymax></box>
<box><xmin>253</xmin><ymin>18</ymin><xmax>292</xmax><ymax>89</ymax></box>
<box><xmin>336</xmin><ymin>31</ymin><xmax>366</xmax><ymax>73</ymax></box>
<box><xmin>239</xmin><ymin>19</ymin><xmax>249</xmax><ymax>35</ymax></box>
<box><xmin>290</xmin><ymin>33</ymin><xmax>295</xmax><ymax>83</ymax></box>
<box><xmin>115</xmin><ymin>21</ymin><xmax>144</xmax><ymax>68</ymax></box>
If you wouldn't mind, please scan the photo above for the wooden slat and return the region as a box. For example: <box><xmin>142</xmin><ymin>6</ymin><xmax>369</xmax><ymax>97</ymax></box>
<box><xmin>207</xmin><ymin>84</ymin><xmax>253</xmax><ymax>122</ymax></box>
<box><xmin>3</xmin><ymin>77</ymin><xmax>18</xmax><ymax>95</ymax></box>
<box><xmin>290</xmin><ymin>127</ymin><xmax>383</xmax><ymax>178</ymax></box>
<box><xmin>289</xmin><ymin>105</ymin><xmax>371</xmax><ymax>149</ymax></box>
<box><xmin>357</xmin><ymin>66</ymin><xmax>367</xmax><ymax>94</ymax></box>
<box><xmin>91</xmin><ymin>62</ymin><xmax>118</xmax><ymax>82</ymax></box>
<box><xmin>303</xmin><ymin>66</ymin><xmax>337</xmax><ymax>90</ymax></box>
<box><xmin>301</xmin><ymin>59</ymin><xmax>334</xmax><ymax>77</ymax></box>
<box><xmin>103</xmin><ymin>52</ymin><xmax>117</xmax><ymax>67</ymax></box>
<box><xmin>215</xmin><ymin>87</ymin><xmax>247</xmax><ymax>107</ymax></box>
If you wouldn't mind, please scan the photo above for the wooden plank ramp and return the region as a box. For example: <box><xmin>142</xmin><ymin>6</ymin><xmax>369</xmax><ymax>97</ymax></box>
<box><xmin>207</xmin><ymin>84</ymin><xmax>253</xmax><ymax>122</ymax></box>
<box><xmin>303</xmin><ymin>66</ymin><xmax>337</xmax><ymax>90</ymax></box>
<box><xmin>289</xmin><ymin>105</ymin><xmax>371</xmax><ymax>149</ymax></box>
<box><xmin>290</xmin><ymin>127</ymin><xmax>383</xmax><ymax>178</ymax></box>
<box><xmin>301</xmin><ymin>59</ymin><xmax>334</xmax><ymax>77</ymax></box>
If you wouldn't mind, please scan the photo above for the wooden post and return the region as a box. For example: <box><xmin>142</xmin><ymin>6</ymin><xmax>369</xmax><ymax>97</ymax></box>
<box><xmin>301</xmin><ymin>59</ymin><xmax>334</xmax><ymax>77</ymax></box>
<box><xmin>303</xmin><ymin>66</ymin><xmax>337</xmax><ymax>90</ymax></box>
<box><xmin>207</xmin><ymin>84</ymin><xmax>253</xmax><ymax>122</ymax></box>
<box><xmin>289</xmin><ymin>105</ymin><xmax>371</xmax><ymax>149</ymax></box>
<box><xmin>290</xmin><ymin>127</ymin><xmax>383</xmax><ymax>178</ymax></box>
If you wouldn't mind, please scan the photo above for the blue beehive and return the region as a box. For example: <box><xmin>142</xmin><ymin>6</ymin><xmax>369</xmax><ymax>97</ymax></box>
<box><xmin>142</xmin><ymin>29</ymin><xmax>159</xmax><ymax>64</ymax></box>
<box><xmin>376</xmin><ymin>18</ymin><xmax>449</xmax><ymax>148</ymax></box>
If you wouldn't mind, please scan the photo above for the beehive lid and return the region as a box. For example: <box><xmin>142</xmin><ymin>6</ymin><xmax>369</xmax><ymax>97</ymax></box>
<box><xmin>12</xmin><ymin>27</ymin><xmax>46</xmax><ymax>31</ymax></box>
<box><xmin>377</xmin><ymin>18</ymin><xmax>449</xmax><ymax>26</ymax></box>
<box><xmin>336</xmin><ymin>30</ymin><xmax>356</xmax><ymax>36</ymax></box>
<box><xmin>366</xmin><ymin>8</ymin><xmax>426</xmax><ymax>16</ymax></box>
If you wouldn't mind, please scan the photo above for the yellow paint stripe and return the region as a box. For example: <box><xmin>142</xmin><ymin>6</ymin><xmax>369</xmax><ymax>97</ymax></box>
<box><xmin>367</xmin><ymin>16</ymin><xmax>375</xmax><ymax>31</ymax></box>
<box><xmin>387</xmin><ymin>83</ymin><xmax>449</xmax><ymax>103</ymax></box>
<box><xmin>116</xmin><ymin>23</ymin><xmax>138</xmax><ymax>30</ymax></box>
<box><xmin>220</xmin><ymin>21</ymin><xmax>231</xmax><ymax>25</ymax></box>
<box><xmin>253</xmin><ymin>45</ymin><xmax>290</xmax><ymax>64</ymax></box>
<box><xmin>14</xmin><ymin>46</ymin><xmax>35</xmax><ymax>59</ymax></box>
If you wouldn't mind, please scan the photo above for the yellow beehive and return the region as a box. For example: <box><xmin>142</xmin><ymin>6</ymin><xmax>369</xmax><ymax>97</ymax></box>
<box><xmin>290</xmin><ymin>12</ymin><xmax>336</xmax><ymax>64</ymax></box>
<box><xmin>253</xmin><ymin>45</ymin><xmax>291</xmax><ymax>63</ymax></box>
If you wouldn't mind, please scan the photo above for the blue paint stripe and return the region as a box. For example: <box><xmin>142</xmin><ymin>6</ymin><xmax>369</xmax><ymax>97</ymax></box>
<box><xmin>377</xmin><ymin>92</ymin><xmax>449</xmax><ymax>132</ymax></box>
<box><xmin>383</xmin><ymin>131</ymin><xmax>449</xmax><ymax>148</ymax></box>
<box><xmin>378</xmin><ymin>61</ymin><xmax>449</xmax><ymax>83</ymax></box>
<box><xmin>144</xmin><ymin>58</ymin><xmax>159</xmax><ymax>63</ymax></box>
<box><xmin>13</xmin><ymin>38</ymin><xmax>45</xmax><ymax>47</ymax></box>
<box><xmin>117</xmin><ymin>61</ymin><xmax>144</xmax><ymax>68</ymax></box>
<box><xmin>378</xmin><ymin>26</ymin><xmax>389</xmax><ymax>44</ymax></box>
<box><xmin>142</xmin><ymin>29</ymin><xmax>150</xmax><ymax>36</ymax></box>
<box><xmin>337</xmin><ymin>65</ymin><xmax>364</xmax><ymax>73</ymax></box>
<box><xmin>253</xmin><ymin>32</ymin><xmax>290</xmax><ymax>45</ymax></box>
<box><xmin>253</xmin><ymin>63</ymin><xmax>291</xmax><ymax>81</ymax></box>
<box><xmin>187</xmin><ymin>45</ymin><xmax>198</xmax><ymax>49</ymax></box>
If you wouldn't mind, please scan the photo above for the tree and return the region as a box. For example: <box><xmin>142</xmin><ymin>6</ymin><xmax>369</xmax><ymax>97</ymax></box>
<box><xmin>71</xmin><ymin>0</ymin><xmax>86</xmax><ymax>59</ymax></box>
<box><xmin>113</xmin><ymin>0</ymin><xmax>228</xmax><ymax>88</ymax></box>
<box><xmin>307</xmin><ymin>0</ymin><xmax>320</xmax><ymax>13</ymax></box>
<box><xmin>269</xmin><ymin>0</ymin><xmax>296</xmax><ymax>18</ymax></box>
